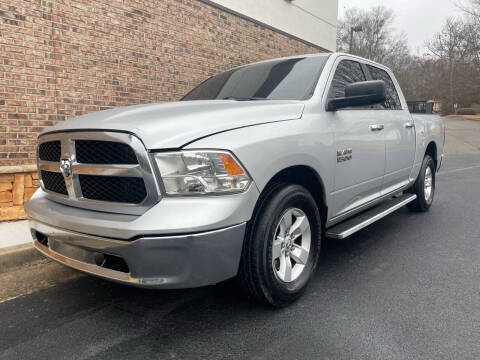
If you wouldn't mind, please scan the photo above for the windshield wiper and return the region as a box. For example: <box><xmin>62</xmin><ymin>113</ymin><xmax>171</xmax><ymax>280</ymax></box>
<box><xmin>221</xmin><ymin>96</ymin><xmax>269</xmax><ymax>101</ymax></box>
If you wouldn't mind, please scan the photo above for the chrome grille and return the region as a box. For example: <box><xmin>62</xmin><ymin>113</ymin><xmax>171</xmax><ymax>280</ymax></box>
<box><xmin>41</xmin><ymin>170</ymin><xmax>68</xmax><ymax>195</ymax></box>
<box><xmin>79</xmin><ymin>175</ymin><xmax>147</xmax><ymax>203</ymax></box>
<box><xmin>75</xmin><ymin>140</ymin><xmax>138</xmax><ymax>164</ymax></box>
<box><xmin>39</xmin><ymin>141</ymin><xmax>61</xmax><ymax>162</ymax></box>
<box><xmin>37</xmin><ymin>131</ymin><xmax>160</xmax><ymax>215</ymax></box>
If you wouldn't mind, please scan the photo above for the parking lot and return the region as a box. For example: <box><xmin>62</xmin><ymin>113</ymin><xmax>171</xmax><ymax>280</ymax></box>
<box><xmin>0</xmin><ymin>116</ymin><xmax>479</xmax><ymax>359</ymax></box>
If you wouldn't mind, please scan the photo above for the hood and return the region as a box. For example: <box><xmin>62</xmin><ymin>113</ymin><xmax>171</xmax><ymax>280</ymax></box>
<box><xmin>43</xmin><ymin>100</ymin><xmax>305</xmax><ymax>149</ymax></box>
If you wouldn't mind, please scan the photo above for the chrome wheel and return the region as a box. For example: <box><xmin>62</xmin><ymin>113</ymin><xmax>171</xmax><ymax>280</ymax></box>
<box><xmin>424</xmin><ymin>166</ymin><xmax>433</xmax><ymax>203</ymax></box>
<box><xmin>272</xmin><ymin>208</ymin><xmax>311</xmax><ymax>283</ymax></box>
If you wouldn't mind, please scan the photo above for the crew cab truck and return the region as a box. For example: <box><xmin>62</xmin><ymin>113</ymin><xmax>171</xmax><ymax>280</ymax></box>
<box><xmin>26</xmin><ymin>53</ymin><xmax>444</xmax><ymax>306</ymax></box>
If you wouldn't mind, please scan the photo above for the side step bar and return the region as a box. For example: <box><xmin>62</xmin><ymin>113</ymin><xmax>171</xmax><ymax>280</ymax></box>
<box><xmin>325</xmin><ymin>194</ymin><xmax>417</xmax><ymax>239</ymax></box>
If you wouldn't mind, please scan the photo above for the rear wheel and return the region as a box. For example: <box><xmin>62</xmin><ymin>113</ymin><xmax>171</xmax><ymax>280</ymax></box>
<box><xmin>408</xmin><ymin>154</ymin><xmax>436</xmax><ymax>212</ymax></box>
<box><xmin>238</xmin><ymin>183</ymin><xmax>322</xmax><ymax>307</ymax></box>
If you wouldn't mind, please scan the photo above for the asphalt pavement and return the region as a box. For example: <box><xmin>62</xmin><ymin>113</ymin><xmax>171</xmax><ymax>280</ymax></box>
<box><xmin>0</xmin><ymin>117</ymin><xmax>479</xmax><ymax>359</ymax></box>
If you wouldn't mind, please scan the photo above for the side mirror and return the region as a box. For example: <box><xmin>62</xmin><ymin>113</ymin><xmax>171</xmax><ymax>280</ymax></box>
<box><xmin>327</xmin><ymin>80</ymin><xmax>386</xmax><ymax>111</ymax></box>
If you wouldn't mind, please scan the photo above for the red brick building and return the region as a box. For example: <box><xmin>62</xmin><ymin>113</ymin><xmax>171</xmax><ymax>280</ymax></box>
<box><xmin>0</xmin><ymin>0</ymin><xmax>337</xmax><ymax>219</ymax></box>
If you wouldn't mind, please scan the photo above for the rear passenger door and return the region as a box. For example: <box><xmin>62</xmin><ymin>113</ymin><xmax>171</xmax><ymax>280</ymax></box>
<box><xmin>327</xmin><ymin>59</ymin><xmax>386</xmax><ymax>218</ymax></box>
<box><xmin>365</xmin><ymin>65</ymin><xmax>415</xmax><ymax>194</ymax></box>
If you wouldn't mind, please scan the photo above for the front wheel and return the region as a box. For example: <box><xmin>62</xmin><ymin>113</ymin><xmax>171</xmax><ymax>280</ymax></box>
<box><xmin>408</xmin><ymin>154</ymin><xmax>436</xmax><ymax>212</ymax></box>
<box><xmin>238</xmin><ymin>183</ymin><xmax>322</xmax><ymax>307</ymax></box>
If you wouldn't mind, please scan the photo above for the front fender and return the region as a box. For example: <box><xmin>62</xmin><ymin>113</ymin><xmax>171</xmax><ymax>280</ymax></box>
<box><xmin>184</xmin><ymin>115</ymin><xmax>335</xmax><ymax>213</ymax></box>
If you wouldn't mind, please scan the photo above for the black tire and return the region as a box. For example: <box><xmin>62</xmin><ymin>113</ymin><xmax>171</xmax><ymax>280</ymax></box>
<box><xmin>407</xmin><ymin>154</ymin><xmax>436</xmax><ymax>212</ymax></box>
<box><xmin>238</xmin><ymin>183</ymin><xmax>322</xmax><ymax>307</ymax></box>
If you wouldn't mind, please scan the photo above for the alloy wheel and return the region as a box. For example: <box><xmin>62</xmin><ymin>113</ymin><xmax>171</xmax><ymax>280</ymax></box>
<box><xmin>272</xmin><ymin>208</ymin><xmax>311</xmax><ymax>283</ymax></box>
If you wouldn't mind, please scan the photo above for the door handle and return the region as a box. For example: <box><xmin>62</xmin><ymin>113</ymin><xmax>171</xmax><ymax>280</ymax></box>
<box><xmin>405</xmin><ymin>122</ymin><xmax>415</xmax><ymax>129</ymax></box>
<box><xmin>370</xmin><ymin>124</ymin><xmax>384</xmax><ymax>131</ymax></box>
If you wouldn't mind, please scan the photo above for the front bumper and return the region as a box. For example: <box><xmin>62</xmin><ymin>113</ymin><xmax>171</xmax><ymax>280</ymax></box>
<box><xmin>25</xmin><ymin>186</ymin><xmax>259</xmax><ymax>239</ymax></box>
<box><xmin>25</xmin><ymin>181</ymin><xmax>259</xmax><ymax>288</ymax></box>
<box><xmin>30</xmin><ymin>219</ymin><xmax>246</xmax><ymax>288</ymax></box>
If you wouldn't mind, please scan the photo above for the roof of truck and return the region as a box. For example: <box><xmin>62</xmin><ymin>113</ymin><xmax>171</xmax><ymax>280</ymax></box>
<box><xmin>234</xmin><ymin>52</ymin><xmax>393</xmax><ymax>74</ymax></box>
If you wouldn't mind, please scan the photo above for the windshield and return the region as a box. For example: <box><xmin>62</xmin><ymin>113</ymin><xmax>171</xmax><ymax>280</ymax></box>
<box><xmin>181</xmin><ymin>55</ymin><xmax>330</xmax><ymax>101</ymax></box>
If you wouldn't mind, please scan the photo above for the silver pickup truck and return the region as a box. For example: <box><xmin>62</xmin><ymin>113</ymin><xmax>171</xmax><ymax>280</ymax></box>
<box><xmin>26</xmin><ymin>53</ymin><xmax>444</xmax><ymax>306</ymax></box>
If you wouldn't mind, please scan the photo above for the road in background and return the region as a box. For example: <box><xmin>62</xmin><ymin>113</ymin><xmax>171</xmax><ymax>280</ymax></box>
<box><xmin>444</xmin><ymin>116</ymin><xmax>480</xmax><ymax>154</ymax></box>
<box><xmin>0</xmin><ymin>117</ymin><xmax>479</xmax><ymax>359</ymax></box>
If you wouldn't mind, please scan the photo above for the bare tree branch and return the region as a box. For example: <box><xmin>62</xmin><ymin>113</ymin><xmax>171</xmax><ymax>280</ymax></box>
<box><xmin>337</xmin><ymin>5</ymin><xmax>480</xmax><ymax>114</ymax></box>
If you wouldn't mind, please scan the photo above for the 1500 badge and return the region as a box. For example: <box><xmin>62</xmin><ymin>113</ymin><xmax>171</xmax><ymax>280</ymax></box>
<box><xmin>337</xmin><ymin>148</ymin><xmax>353</xmax><ymax>163</ymax></box>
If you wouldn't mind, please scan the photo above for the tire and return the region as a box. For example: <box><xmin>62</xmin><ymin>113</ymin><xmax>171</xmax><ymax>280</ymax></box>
<box><xmin>238</xmin><ymin>183</ymin><xmax>322</xmax><ymax>307</ymax></box>
<box><xmin>407</xmin><ymin>154</ymin><xmax>436</xmax><ymax>212</ymax></box>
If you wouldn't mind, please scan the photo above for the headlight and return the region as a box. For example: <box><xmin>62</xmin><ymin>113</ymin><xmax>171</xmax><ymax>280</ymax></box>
<box><xmin>153</xmin><ymin>150</ymin><xmax>251</xmax><ymax>195</ymax></box>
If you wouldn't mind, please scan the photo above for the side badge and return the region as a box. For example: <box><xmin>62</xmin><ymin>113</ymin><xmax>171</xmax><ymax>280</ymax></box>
<box><xmin>337</xmin><ymin>148</ymin><xmax>353</xmax><ymax>163</ymax></box>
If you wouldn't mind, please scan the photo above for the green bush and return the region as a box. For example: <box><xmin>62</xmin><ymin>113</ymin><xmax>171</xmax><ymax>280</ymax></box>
<box><xmin>457</xmin><ymin>108</ymin><xmax>477</xmax><ymax>115</ymax></box>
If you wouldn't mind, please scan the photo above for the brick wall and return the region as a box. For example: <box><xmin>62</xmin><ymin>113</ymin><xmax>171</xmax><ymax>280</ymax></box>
<box><xmin>0</xmin><ymin>0</ymin><xmax>323</xmax><ymax>220</ymax></box>
<box><xmin>0</xmin><ymin>0</ymin><xmax>322</xmax><ymax>166</ymax></box>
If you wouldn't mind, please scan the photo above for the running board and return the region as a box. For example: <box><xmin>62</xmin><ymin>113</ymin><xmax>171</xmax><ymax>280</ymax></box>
<box><xmin>325</xmin><ymin>194</ymin><xmax>417</xmax><ymax>239</ymax></box>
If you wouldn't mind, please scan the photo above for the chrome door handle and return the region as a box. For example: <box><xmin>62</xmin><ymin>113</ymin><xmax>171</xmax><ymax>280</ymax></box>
<box><xmin>405</xmin><ymin>122</ymin><xmax>415</xmax><ymax>129</ymax></box>
<box><xmin>370</xmin><ymin>124</ymin><xmax>384</xmax><ymax>131</ymax></box>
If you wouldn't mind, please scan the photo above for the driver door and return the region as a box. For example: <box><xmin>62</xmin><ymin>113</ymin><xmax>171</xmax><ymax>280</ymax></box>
<box><xmin>327</xmin><ymin>59</ymin><xmax>386</xmax><ymax>218</ymax></box>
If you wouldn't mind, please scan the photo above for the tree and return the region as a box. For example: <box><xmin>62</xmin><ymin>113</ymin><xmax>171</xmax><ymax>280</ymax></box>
<box><xmin>455</xmin><ymin>0</ymin><xmax>480</xmax><ymax>19</ymax></box>
<box><xmin>427</xmin><ymin>18</ymin><xmax>480</xmax><ymax>112</ymax></box>
<box><xmin>337</xmin><ymin>5</ymin><xmax>480</xmax><ymax>114</ymax></box>
<box><xmin>336</xmin><ymin>6</ymin><xmax>410</xmax><ymax>71</ymax></box>
<box><xmin>454</xmin><ymin>0</ymin><xmax>480</xmax><ymax>64</ymax></box>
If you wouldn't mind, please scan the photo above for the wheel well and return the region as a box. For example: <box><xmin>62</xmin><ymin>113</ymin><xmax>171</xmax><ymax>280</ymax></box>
<box><xmin>425</xmin><ymin>141</ymin><xmax>437</xmax><ymax>168</ymax></box>
<box><xmin>262</xmin><ymin>165</ymin><xmax>327</xmax><ymax>224</ymax></box>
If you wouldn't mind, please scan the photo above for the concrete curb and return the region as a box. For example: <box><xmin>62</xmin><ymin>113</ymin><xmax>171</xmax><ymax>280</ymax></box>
<box><xmin>0</xmin><ymin>243</ymin><xmax>45</xmax><ymax>273</ymax></box>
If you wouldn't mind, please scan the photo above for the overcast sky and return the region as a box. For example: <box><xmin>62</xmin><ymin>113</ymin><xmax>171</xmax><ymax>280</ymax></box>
<box><xmin>338</xmin><ymin>0</ymin><xmax>464</xmax><ymax>54</ymax></box>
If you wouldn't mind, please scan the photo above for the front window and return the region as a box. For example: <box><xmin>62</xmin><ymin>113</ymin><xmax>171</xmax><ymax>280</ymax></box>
<box><xmin>328</xmin><ymin>60</ymin><xmax>366</xmax><ymax>99</ymax></box>
<box><xmin>366</xmin><ymin>65</ymin><xmax>403</xmax><ymax>110</ymax></box>
<box><xmin>182</xmin><ymin>55</ymin><xmax>330</xmax><ymax>101</ymax></box>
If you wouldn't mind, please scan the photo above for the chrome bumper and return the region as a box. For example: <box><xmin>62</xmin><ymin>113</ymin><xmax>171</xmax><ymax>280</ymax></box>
<box><xmin>29</xmin><ymin>219</ymin><xmax>246</xmax><ymax>288</ymax></box>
